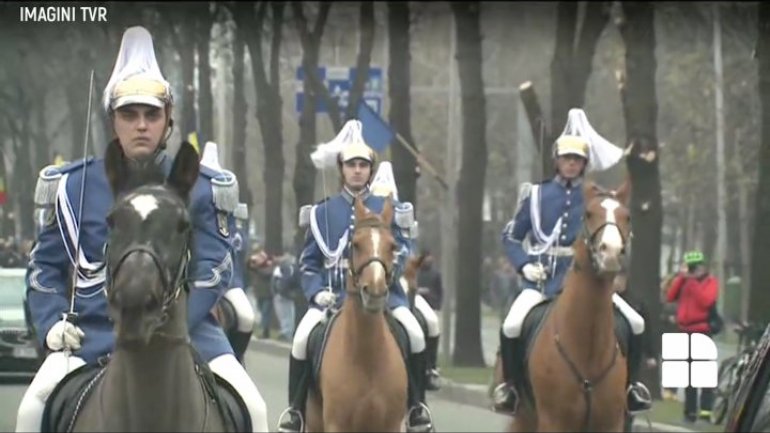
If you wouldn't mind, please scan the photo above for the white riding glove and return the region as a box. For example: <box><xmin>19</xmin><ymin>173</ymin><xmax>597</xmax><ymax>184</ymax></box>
<box><xmin>46</xmin><ymin>320</ymin><xmax>86</xmax><ymax>351</ymax></box>
<box><xmin>522</xmin><ymin>263</ymin><xmax>547</xmax><ymax>282</ymax></box>
<box><xmin>314</xmin><ymin>291</ymin><xmax>337</xmax><ymax>308</ymax></box>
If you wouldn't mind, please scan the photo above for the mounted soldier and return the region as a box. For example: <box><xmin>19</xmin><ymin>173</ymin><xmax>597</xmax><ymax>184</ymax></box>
<box><xmin>493</xmin><ymin>108</ymin><xmax>652</xmax><ymax>416</ymax></box>
<box><xmin>371</xmin><ymin>161</ymin><xmax>442</xmax><ymax>391</ymax></box>
<box><xmin>200</xmin><ymin>141</ymin><xmax>255</xmax><ymax>365</ymax></box>
<box><xmin>16</xmin><ymin>26</ymin><xmax>268</xmax><ymax>432</ymax></box>
<box><xmin>277</xmin><ymin>120</ymin><xmax>434</xmax><ymax>433</ymax></box>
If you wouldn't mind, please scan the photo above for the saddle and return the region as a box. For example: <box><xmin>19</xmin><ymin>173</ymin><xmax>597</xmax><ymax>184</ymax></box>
<box><xmin>513</xmin><ymin>299</ymin><xmax>632</xmax><ymax>405</ymax></box>
<box><xmin>42</xmin><ymin>348</ymin><xmax>251</xmax><ymax>433</ymax></box>
<box><xmin>307</xmin><ymin>309</ymin><xmax>411</xmax><ymax>390</ymax></box>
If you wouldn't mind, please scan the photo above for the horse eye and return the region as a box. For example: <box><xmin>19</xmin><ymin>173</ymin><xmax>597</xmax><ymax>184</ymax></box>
<box><xmin>106</xmin><ymin>214</ymin><xmax>115</xmax><ymax>228</ymax></box>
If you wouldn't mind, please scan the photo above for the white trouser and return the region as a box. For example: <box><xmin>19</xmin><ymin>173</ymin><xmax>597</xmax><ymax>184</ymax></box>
<box><xmin>502</xmin><ymin>288</ymin><xmax>646</xmax><ymax>339</ymax></box>
<box><xmin>224</xmin><ymin>287</ymin><xmax>256</xmax><ymax>333</ymax></box>
<box><xmin>612</xmin><ymin>293</ymin><xmax>645</xmax><ymax>335</ymax></box>
<box><xmin>291</xmin><ymin>305</ymin><xmax>427</xmax><ymax>360</ymax></box>
<box><xmin>15</xmin><ymin>352</ymin><xmax>269</xmax><ymax>433</ymax></box>
<box><xmin>502</xmin><ymin>288</ymin><xmax>547</xmax><ymax>338</ymax></box>
<box><xmin>16</xmin><ymin>352</ymin><xmax>87</xmax><ymax>433</ymax></box>
<box><xmin>392</xmin><ymin>306</ymin><xmax>426</xmax><ymax>353</ymax></box>
<box><xmin>414</xmin><ymin>294</ymin><xmax>440</xmax><ymax>338</ymax></box>
<box><xmin>209</xmin><ymin>353</ymin><xmax>269</xmax><ymax>432</ymax></box>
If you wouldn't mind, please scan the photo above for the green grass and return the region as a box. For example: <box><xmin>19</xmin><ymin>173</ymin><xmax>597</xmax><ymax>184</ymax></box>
<box><xmin>437</xmin><ymin>359</ymin><xmax>494</xmax><ymax>386</ymax></box>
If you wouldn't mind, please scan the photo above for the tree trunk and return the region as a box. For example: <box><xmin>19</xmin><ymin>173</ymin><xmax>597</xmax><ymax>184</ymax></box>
<box><xmin>618</xmin><ymin>1</ymin><xmax>662</xmax><ymax>400</ymax></box>
<box><xmin>238</xmin><ymin>2</ymin><xmax>286</xmax><ymax>255</ymax></box>
<box><xmin>65</xmin><ymin>80</ymin><xmax>87</xmax><ymax>160</ymax></box>
<box><xmin>749</xmin><ymin>2</ymin><xmax>770</xmax><ymax>323</ymax></box>
<box><xmin>346</xmin><ymin>2</ymin><xmax>375</xmax><ymax>120</ymax></box>
<box><xmin>232</xmin><ymin>23</ymin><xmax>250</xmax><ymax>206</ymax></box>
<box><xmin>168</xmin><ymin>11</ymin><xmax>198</xmax><ymax>138</ymax></box>
<box><xmin>546</xmin><ymin>2</ymin><xmax>611</xmax><ymax>177</ymax></box>
<box><xmin>450</xmin><ymin>1</ymin><xmax>486</xmax><ymax>367</ymax></box>
<box><xmin>196</xmin><ymin>9</ymin><xmax>215</xmax><ymax>145</ymax></box>
<box><xmin>291</xmin><ymin>2</ymin><xmax>332</xmax><ymax>252</ymax></box>
<box><xmin>387</xmin><ymin>2</ymin><xmax>417</xmax><ymax>207</ymax></box>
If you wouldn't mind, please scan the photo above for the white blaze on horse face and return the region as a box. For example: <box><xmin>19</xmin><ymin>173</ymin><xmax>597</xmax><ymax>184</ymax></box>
<box><xmin>368</xmin><ymin>229</ymin><xmax>386</xmax><ymax>284</ymax></box>
<box><xmin>599</xmin><ymin>198</ymin><xmax>623</xmax><ymax>255</ymax></box>
<box><xmin>130</xmin><ymin>194</ymin><xmax>160</xmax><ymax>220</ymax></box>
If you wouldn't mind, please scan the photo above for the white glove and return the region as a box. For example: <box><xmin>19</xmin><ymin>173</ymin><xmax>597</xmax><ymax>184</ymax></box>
<box><xmin>522</xmin><ymin>263</ymin><xmax>547</xmax><ymax>282</ymax></box>
<box><xmin>314</xmin><ymin>291</ymin><xmax>337</xmax><ymax>308</ymax></box>
<box><xmin>46</xmin><ymin>320</ymin><xmax>85</xmax><ymax>351</ymax></box>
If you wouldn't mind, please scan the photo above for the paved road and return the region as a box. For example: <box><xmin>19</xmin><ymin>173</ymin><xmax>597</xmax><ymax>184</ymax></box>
<box><xmin>0</xmin><ymin>348</ymin><xmax>512</xmax><ymax>432</ymax></box>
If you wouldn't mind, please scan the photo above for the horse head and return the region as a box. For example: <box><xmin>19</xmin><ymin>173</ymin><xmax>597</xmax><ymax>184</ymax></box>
<box><xmin>580</xmin><ymin>178</ymin><xmax>632</xmax><ymax>276</ymax></box>
<box><xmin>103</xmin><ymin>141</ymin><xmax>200</xmax><ymax>345</ymax></box>
<box><xmin>347</xmin><ymin>196</ymin><xmax>397</xmax><ymax>313</ymax></box>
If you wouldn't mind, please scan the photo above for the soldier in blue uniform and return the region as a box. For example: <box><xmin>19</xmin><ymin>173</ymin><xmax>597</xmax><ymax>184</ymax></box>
<box><xmin>371</xmin><ymin>161</ymin><xmax>442</xmax><ymax>391</ymax></box>
<box><xmin>492</xmin><ymin>110</ymin><xmax>652</xmax><ymax>416</ymax></box>
<box><xmin>200</xmin><ymin>141</ymin><xmax>256</xmax><ymax>365</ymax></box>
<box><xmin>16</xmin><ymin>27</ymin><xmax>268</xmax><ymax>432</ymax></box>
<box><xmin>277</xmin><ymin>120</ymin><xmax>434</xmax><ymax>433</ymax></box>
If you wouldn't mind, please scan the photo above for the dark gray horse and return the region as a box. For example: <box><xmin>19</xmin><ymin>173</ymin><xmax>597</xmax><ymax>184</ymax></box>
<box><xmin>45</xmin><ymin>141</ymin><xmax>243</xmax><ymax>432</ymax></box>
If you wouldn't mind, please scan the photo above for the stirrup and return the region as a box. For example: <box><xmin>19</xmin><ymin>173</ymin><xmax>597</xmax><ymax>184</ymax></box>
<box><xmin>406</xmin><ymin>402</ymin><xmax>434</xmax><ymax>433</ymax></box>
<box><xmin>492</xmin><ymin>383</ymin><xmax>519</xmax><ymax>415</ymax></box>
<box><xmin>626</xmin><ymin>383</ymin><xmax>652</xmax><ymax>415</ymax></box>
<box><xmin>277</xmin><ymin>407</ymin><xmax>305</xmax><ymax>433</ymax></box>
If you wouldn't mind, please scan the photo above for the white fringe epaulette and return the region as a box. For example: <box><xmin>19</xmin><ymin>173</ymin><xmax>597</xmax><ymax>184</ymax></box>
<box><xmin>234</xmin><ymin>203</ymin><xmax>248</xmax><ymax>221</ymax></box>
<box><xmin>298</xmin><ymin>204</ymin><xmax>312</xmax><ymax>228</ymax></box>
<box><xmin>210</xmin><ymin>169</ymin><xmax>239</xmax><ymax>213</ymax></box>
<box><xmin>394</xmin><ymin>202</ymin><xmax>415</xmax><ymax>230</ymax></box>
<box><xmin>34</xmin><ymin>165</ymin><xmax>63</xmax><ymax>207</ymax></box>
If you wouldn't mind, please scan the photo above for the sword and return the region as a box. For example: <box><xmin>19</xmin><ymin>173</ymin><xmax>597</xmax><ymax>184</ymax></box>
<box><xmin>60</xmin><ymin>69</ymin><xmax>95</xmax><ymax>358</ymax></box>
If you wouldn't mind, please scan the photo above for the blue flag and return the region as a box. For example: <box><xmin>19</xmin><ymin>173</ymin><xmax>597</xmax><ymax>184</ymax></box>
<box><xmin>357</xmin><ymin>100</ymin><xmax>395</xmax><ymax>153</ymax></box>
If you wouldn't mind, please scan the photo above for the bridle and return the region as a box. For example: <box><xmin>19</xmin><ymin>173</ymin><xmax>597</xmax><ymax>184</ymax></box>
<box><xmin>345</xmin><ymin>218</ymin><xmax>396</xmax><ymax>305</ymax></box>
<box><xmin>105</xmin><ymin>207</ymin><xmax>192</xmax><ymax>328</ymax></box>
<box><xmin>580</xmin><ymin>193</ymin><xmax>631</xmax><ymax>274</ymax></box>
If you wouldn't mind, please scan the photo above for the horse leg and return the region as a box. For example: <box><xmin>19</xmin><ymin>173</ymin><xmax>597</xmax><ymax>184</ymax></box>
<box><xmin>305</xmin><ymin>390</ymin><xmax>323</xmax><ymax>432</ymax></box>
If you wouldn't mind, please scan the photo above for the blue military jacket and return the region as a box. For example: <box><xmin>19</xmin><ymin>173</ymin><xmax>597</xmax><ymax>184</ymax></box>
<box><xmin>501</xmin><ymin>175</ymin><xmax>585</xmax><ymax>298</ymax></box>
<box><xmin>26</xmin><ymin>152</ymin><xmax>238</xmax><ymax>364</ymax></box>
<box><xmin>299</xmin><ymin>188</ymin><xmax>412</xmax><ymax>310</ymax></box>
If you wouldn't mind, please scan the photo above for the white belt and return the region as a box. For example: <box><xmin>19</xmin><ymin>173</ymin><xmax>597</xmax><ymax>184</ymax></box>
<box><xmin>546</xmin><ymin>246</ymin><xmax>574</xmax><ymax>257</ymax></box>
<box><xmin>325</xmin><ymin>258</ymin><xmax>349</xmax><ymax>269</ymax></box>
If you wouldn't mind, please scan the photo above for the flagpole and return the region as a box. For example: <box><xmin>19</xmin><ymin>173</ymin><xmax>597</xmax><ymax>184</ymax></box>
<box><xmin>394</xmin><ymin>133</ymin><xmax>449</xmax><ymax>190</ymax></box>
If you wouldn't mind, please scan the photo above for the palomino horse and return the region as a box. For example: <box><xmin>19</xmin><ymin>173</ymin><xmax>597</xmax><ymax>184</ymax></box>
<box><xmin>510</xmin><ymin>179</ymin><xmax>632</xmax><ymax>432</ymax></box>
<box><xmin>305</xmin><ymin>196</ymin><xmax>409</xmax><ymax>432</ymax></box>
<box><xmin>46</xmin><ymin>141</ymin><xmax>242</xmax><ymax>431</ymax></box>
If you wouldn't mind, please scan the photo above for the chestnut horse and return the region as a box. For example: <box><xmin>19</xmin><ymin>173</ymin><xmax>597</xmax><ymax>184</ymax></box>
<box><xmin>304</xmin><ymin>196</ymin><xmax>409</xmax><ymax>432</ymax></box>
<box><xmin>510</xmin><ymin>179</ymin><xmax>632</xmax><ymax>432</ymax></box>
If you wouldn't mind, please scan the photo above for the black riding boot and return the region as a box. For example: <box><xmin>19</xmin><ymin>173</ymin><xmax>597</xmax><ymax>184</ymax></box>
<box><xmin>229</xmin><ymin>330</ymin><xmax>253</xmax><ymax>366</ymax></box>
<box><xmin>425</xmin><ymin>336</ymin><xmax>441</xmax><ymax>391</ymax></box>
<box><xmin>278</xmin><ymin>355</ymin><xmax>310</xmax><ymax>433</ymax></box>
<box><xmin>492</xmin><ymin>331</ymin><xmax>520</xmax><ymax>414</ymax></box>
<box><xmin>626</xmin><ymin>333</ymin><xmax>652</xmax><ymax>414</ymax></box>
<box><xmin>407</xmin><ymin>351</ymin><xmax>434</xmax><ymax>433</ymax></box>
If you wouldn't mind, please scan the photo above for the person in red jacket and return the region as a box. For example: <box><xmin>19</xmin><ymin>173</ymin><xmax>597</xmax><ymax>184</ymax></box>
<box><xmin>666</xmin><ymin>250</ymin><xmax>719</xmax><ymax>423</ymax></box>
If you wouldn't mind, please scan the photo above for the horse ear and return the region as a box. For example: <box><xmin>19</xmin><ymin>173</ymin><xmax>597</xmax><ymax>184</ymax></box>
<box><xmin>381</xmin><ymin>194</ymin><xmax>394</xmax><ymax>226</ymax></box>
<box><xmin>167</xmin><ymin>141</ymin><xmax>200</xmax><ymax>200</ymax></box>
<box><xmin>353</xmin><ymin>195</ymin><xmax>367</xmax><ymax>221</ymax></box>
<box><xmin>104</xmin><ymin>139</ymin><xmax>128</xmax><ymax>197</ymax></box>
<box><xmin>614</xmin><ymin>177</ymin><xmax>632</xmax><ymax>206</ymax></box>
<box><xmin>582</xmin><ymin>179</ymin><xmax>597</xmax><ymax>203</ymax></box>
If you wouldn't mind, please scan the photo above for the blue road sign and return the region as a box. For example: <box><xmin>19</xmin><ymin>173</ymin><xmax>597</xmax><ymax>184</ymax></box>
<box><xmin>296</xmin><ymin>66</ymin><xmax>383</xmax><ymax>115</ymax></box>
